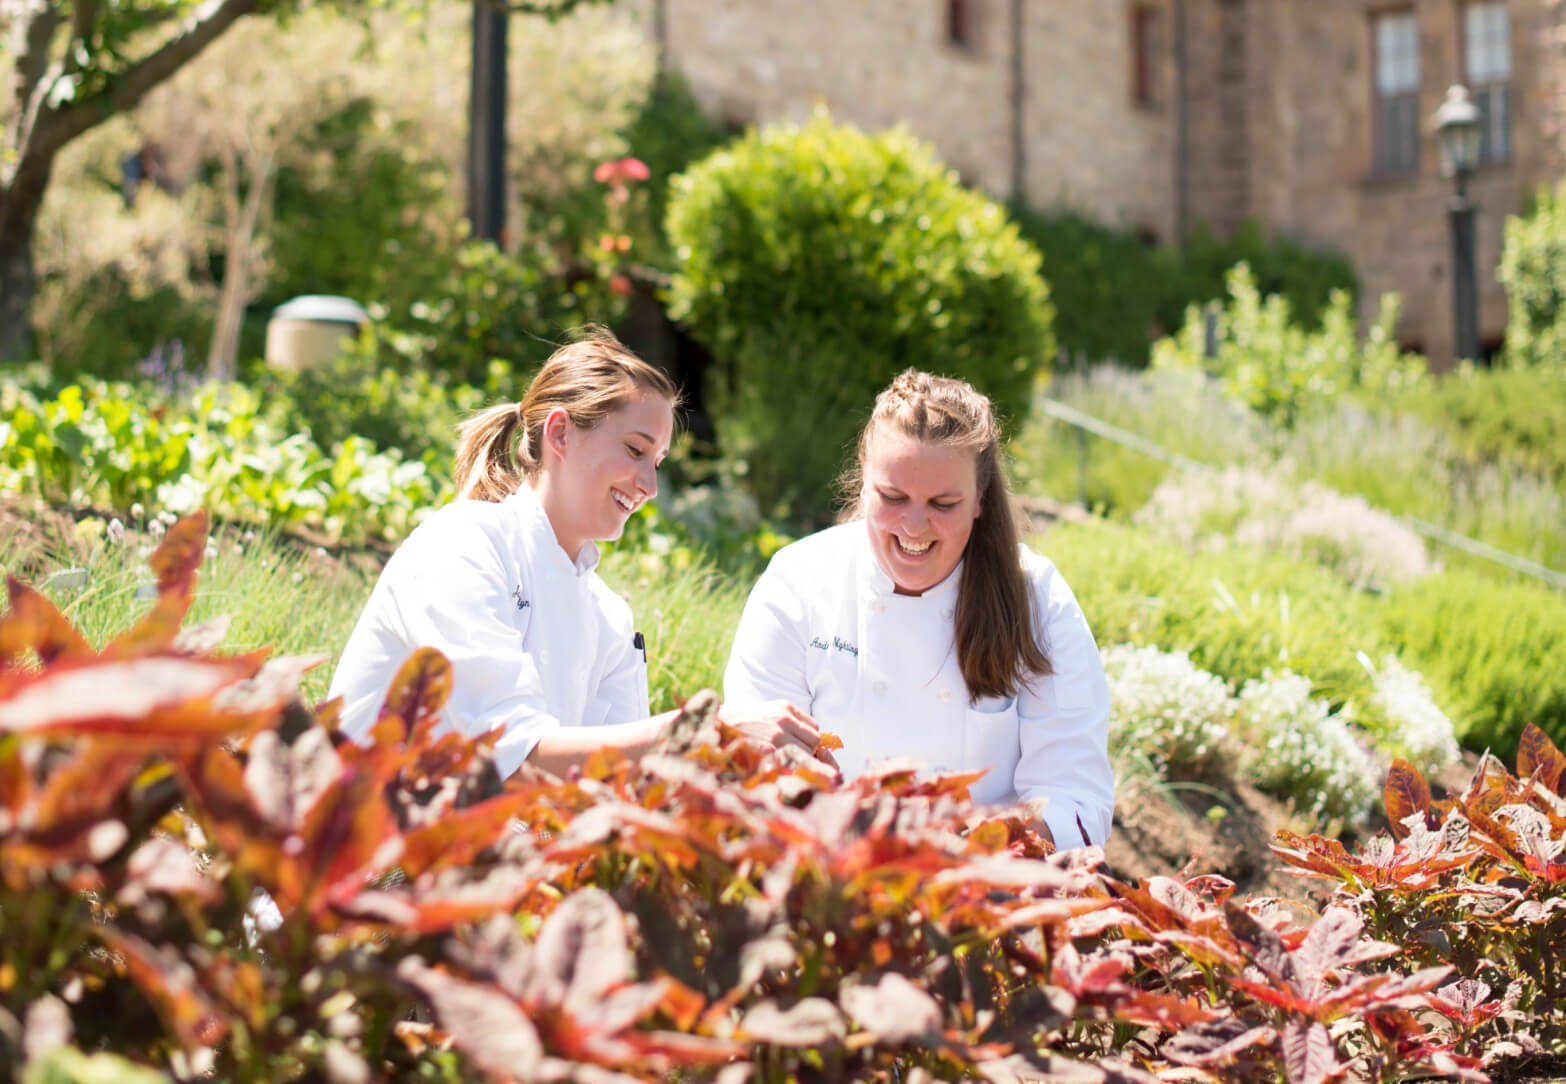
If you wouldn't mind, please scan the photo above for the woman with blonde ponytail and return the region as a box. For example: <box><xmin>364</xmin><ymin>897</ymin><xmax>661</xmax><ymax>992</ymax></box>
<box><xmin>329</xmin><ymin>329</ymin><xmax>830</xmax><ymax>777</ymax></box>
<box><xmin>724</xmin><ymin>370</ymin><xmax>1114</xmax><ymax>849</ymax></box>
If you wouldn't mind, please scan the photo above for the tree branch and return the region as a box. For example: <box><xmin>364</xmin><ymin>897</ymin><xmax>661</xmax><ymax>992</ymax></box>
<box><xmin>4</xmin><ymin>0</ymin><xmax>64</xmax><ymax>187</ymax></box>
<box><xmin>33</xmin><ymin>0</ymin><xmax>260</xmax><ymax>161</ymax></box>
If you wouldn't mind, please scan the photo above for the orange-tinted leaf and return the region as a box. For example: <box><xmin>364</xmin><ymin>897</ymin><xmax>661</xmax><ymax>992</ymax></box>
<box><xmin>374</xmin><ymin>648</ymin><xmax>452</xmax><ymax>744</ymax></box>
<box><xmin>1517</xmin><ymin>723</ymin><xmax>1566</xmax><ymax>795</ymax></box>
<box><xmin>25</xmin><ymin>746</ymin><xmax>141</xmax><ymax>854</ymax></box>
<box><xmin>100</xmin><ymin>513</ymin><xmax>209</xmax><ymax>658</ymax></box>
<box><xmin>100</xmin><ymin>928</ymin><xmax>229</xmax><ymax>1050</ymax></box>
<box><xmin>0</xmin><ymin>655</ymin><xmax>256</xmax><ymax>736</ymax></box>
<box><xmin>396</xmin><ymin>958</ymin><xmax>542</xmax><ymax>1080</ymax></box>
<box><xmin>335</xmin><ymin>864</ymin><xmax>539</xmax><ymax>933</ymax></box>
<box><xmin>0</xmin><ymin>735</ymin><xmax>28</xmax><ymax>814</ymax></box>
<box><xmin>0</xmin><ymin>579</ymin><xmax>92</xmax><ymax>666</ymax></box>
<box><xmin>297</xmin><ymin>755</ymin><xmax>401</xmax><ymax>913</ymax></box>
<box><xmin>399</xmin><ymin>793</ymin><xmax>528</xmax><ymax>880</ymax></box>
<box><xmin>1384</xmin><ymin>760</ymin><xmax>1432</xmax><ymax>840</ymax></box>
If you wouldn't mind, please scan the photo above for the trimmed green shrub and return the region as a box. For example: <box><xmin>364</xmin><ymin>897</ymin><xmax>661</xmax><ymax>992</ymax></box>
<box><xmin>1380</xmin><ymin>567</ymin><xmax>1566</xmax><ymax>762</ymax></box>
<box><xmin>1009</xmin><ymin>205</ymin><xmax>1163</xmax><ymax>367</ymax></box>
<box><xmin>1498</xmin><ymin>178</ymin><xmax>1566</xmax><ymax>368</ymax></box>
<box><xmin>666</xmin><ymin>110</ymin><xmax>1055</xmax><ymax>522</ymax></box>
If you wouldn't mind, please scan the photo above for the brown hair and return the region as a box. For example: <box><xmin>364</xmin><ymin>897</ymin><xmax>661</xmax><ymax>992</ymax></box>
<box><xmin>841</xmin><ymin>369</ymin><xmax>1051</xmax><ymax>702</ymax></box>
<box><xmin>454</xmin><ymin>327</ymin><xmax>679</xmax><ymax>502</ymax></box>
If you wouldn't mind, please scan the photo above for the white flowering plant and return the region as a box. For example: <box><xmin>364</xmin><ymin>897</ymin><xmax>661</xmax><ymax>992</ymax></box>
<box><xmin>1134</xmin><ymin>463</ymin><xmax>1434</xmax><ymax>592</ymax></box>
<box><xmin>1361</xmin><ymin>653</ymin><xmax>1461</xmax><ymax>777</ymax></box>
<box><xmin>1233</xmin><ymin>669</ymin><xmax>1382</xmax><ymax>825</ymax></box>
<box><xmin>1101</xmin><ymin>644</ymin><xmax>1235</xmax><ymax>781</ymax></box>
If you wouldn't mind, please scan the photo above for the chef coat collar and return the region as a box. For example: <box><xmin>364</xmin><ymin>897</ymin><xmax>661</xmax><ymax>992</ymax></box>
<box><xmin>509</xmin><ymin>484</ymin><xmax>602</xmax><ymax>577</ymax></box>
<box><xmin>856</xmin><ymin>519</ymin><xmax>963</xmax><ymax>603</ymax></box>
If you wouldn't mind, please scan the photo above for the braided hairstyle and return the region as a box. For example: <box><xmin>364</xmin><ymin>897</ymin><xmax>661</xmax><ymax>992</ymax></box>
<box><xmin>841</xmin><ymin>369</ymin><xmax>1051</xmax><ymax>701</ymax></box>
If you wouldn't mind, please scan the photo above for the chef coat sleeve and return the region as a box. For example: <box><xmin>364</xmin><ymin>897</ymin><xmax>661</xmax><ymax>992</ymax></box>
<box><xmin>1013</xmin><ymin>555</ymin><xmax>1116</xmax><ymax>850</ymax></box>
<box><xmin>374</xmin><ymin>515</ymin><xmax>563</xmax><ymax>779</ymax></box>
<box><xmin>723</xmin><ymin>555</ymin><xmax>813</xmax><ymax>711</ymax></box>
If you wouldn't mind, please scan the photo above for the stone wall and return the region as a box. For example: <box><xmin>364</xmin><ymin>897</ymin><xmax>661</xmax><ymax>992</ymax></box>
<box><xmin>620</xmin><ymin>0</ymin><xmax>1565</xmax><ymax>366</ymax></box>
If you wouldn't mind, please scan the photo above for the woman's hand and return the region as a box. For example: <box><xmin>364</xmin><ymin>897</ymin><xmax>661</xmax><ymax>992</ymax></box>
<box><xmin>718</xmin><ymin>700</ymin><xmax>841</xmax><ymax>773</ymax></box>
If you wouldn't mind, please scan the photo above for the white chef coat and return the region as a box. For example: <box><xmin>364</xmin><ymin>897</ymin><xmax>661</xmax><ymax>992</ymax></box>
<box><xmin>723</xmin><ymin>521</ymin><xmax>1114</xmax><ymax>848</ymax></box>
<box><xmin>328</xmin><ymin>485</ymin><xmax>649</xmax><ymax>777</ymax></box>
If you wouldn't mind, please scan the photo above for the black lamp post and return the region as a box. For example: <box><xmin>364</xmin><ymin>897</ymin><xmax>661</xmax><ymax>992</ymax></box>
<box><xmin>1434</xmin><ymin>84</ymin><xmax>1483</xmax><ymax>363</ymax></box>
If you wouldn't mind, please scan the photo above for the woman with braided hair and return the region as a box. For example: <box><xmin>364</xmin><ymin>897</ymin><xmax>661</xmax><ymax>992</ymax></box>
<box><xmin>724</xmin><ymin>369</ymin><xmax>1114</xmax><ymax>848</ymax></box>
<box><xmin>329</xmin><ymin>329</ymin><xmax>829</xmax><ymax>777</ymax></box>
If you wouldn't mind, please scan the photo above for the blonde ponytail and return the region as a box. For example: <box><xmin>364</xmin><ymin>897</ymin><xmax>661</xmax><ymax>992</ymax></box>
<box><xmin>453</xmin><ymin>327</ymin><xmax>680</xmax><ymax>502</ymax></box>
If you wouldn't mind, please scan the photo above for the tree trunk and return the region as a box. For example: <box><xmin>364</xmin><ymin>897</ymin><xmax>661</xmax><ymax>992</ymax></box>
<box><xmin>0</xmin><ymin>161</ymin><xmax>54</xmax><ymax>361</ymax></box>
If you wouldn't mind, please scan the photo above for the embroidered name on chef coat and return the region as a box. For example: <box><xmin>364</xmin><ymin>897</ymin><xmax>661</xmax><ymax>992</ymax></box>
<box><xmin>512</xmin><ymin>585</ymin><xmax>530</xmax><ymax>611</ymax></box>
<box><xmin>807</xmin><ymin>636</ymin><xmax>857</xmax><ymax>656</ymax></box>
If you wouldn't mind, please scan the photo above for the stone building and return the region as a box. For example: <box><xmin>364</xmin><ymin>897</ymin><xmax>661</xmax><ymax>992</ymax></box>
<box><xmin>622</xmin><ymin>0</ymin><xmax>1566</xmax><ymax>367</ymax></box>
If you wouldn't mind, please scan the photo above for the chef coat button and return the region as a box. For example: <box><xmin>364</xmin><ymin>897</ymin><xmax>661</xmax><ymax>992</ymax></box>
<box><xmin>871</xmin><ymin>601</ymin><xmax>886</xmax><ymax>616</ymax></box>
<box><xmin>872</xmin><ymin>680</ymin><xmax>888</xmax><ymax>695</ymax></box>
<box><xmin>942</xmin><ymin>608</ymin><xmax>953</xmax><ymax>619</ymax></box>
<box><xmin>939</xmin><ymin>689</ymin><xmax>953</xmax><ymax>703</ymax></box>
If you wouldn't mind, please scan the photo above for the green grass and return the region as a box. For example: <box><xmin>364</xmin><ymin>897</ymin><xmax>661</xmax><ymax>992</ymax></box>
<box><xmin>2</xmin><ymin>508</ymin><xmax>752</xmax><ymax>714</ymax></box>
<box><xmin>1015</xmin><ymin>365</ymin><xmax>1566</xmax><ymax>581</ymax></box>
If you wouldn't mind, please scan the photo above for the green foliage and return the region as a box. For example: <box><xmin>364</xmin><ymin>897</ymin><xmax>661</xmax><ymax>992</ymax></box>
<box><xmin>1152</xmin><ymin>263</ymin><xmax>1426</xmax><ymax>431</ymax></box>
<box><xmin>1007</xmin><ymin>211</ymin><xmax>1359</xmax><ymax>369</ymax></box>
<box><xmin>1008</xmin><ymin>204</ymin><xmax>1163</xmax><ymax>367</ymax></box>
<box><xmin>265</xmin><ymin>98</ymin><xmax>453</xmax><ymax>311</ymax></box>
<box><xmin>1498</xmin><ymin>177</ymin><xmax>1566</xmax><ymax>367</ymax></box>
<box><xmin>1157</xmin><ymin>220</ymin><xmax>1360</xmax><ymax>338</ymax></box>
<box><xmin>361</xmin><ymin>238</ymin><xmax>625</xmax><ymax>389</ymax></box>
<box><xmin>615</xmin><ymin>70</ymin><xmax>733</xmax><ymax>268</ymax></box>
<box><xmin>1380</xmin><ymin>566</ymin><xmax>1566</xmax><ymax>761</ymax></box>
<box><xmin>666</xmin><ymin>110</ymin><xmax>1055</xmax><ymax>522</ymax></box>
<box><xmin>0</xmin><ymin>378</ymin><xmax>444</xmax><ymax>544</ymax></box>
<box><xmin>261</xmin><ymin>349</ymin><xmax>513</xmax><ymax>467</ymax></box>
<box><xmin>1398</xmin><ymin>361</ymin><xmax>1566</xmax><ymax>482</ymax></box>
<box><xmin>1039</xmin><ymin>520</ymin><xmax>1412</xmax><ymax>750</ymax></box>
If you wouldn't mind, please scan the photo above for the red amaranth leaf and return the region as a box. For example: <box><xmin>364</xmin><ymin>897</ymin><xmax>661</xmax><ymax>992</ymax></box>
<box><xmin>0</xmin><ymin>579</ymin><xmax>92</xmax><ymax>666</ymax></box>
<box><xmin>1164</xmin><ymin>1017</ymin><xmax>1278</xmax><ymax>1068</ymax></box>
<box><xmin>525</xmin><ymin>888</ymin><xmax>634</xmax><ymax>1015</ymax></box>
<box><xmin>839</xmin><ymin>972</ymin><xmax>943</xmax><ymax>1044</ymax></box>
<box><xmin>100</xmin><ymin>928</ymin><xmax>229</xmax><ymax>1051</ymax></box>
<box><xmin>0</xmin><ymin>655</ymin><xmax>259</xmax><ymax>737</ymax></box>
<box><xmin>1291</xmin><ymin>907</ymin><xmax>1365</xmax><ymax>991</ymax></box>
<box><xmin>1385</xmin><ymin>759</ymin><xmax>1434</xmax><ymax>840</ymax></box>
<box><xmin>397</xmin><ymin>957</ymin><xmax>542</xmax><ymax>1079</ymax></box>
<box><xmin>1280</xmin><ymin>1020</ymin><xmax>1337</xmax><ymax>1084</ymax></box>
<box><xmin>738</xmin><ymin>998</ymin><xmax>846</xmax><ymax>1046</ymax></box>
<box><xmin>371</xmin><ymin>648</ymin><xmax>453</xmax><ymax>745</ymax></box>
<box><xmin>22</xmin><ymin>745</ymin><xmax>141</xmax><ymax>856</ymax></box>
<box><xmin>296</xmin><ymin>755</ymin><xmax>401</xmax><ymax>913</ymax></box>
<box><xmin>1517</xmin><ymin>723</ymin><xmax>1566</xmax><ymax>795</ymax></box>
<box><xmin>101</xmin><ymin>512</ymin><xmax>209</xmax><ymax>657</ymax></box>
<box><xmin>398</xmin><ymin>793</ymin><xmax>528</xmax><ymax>880</ymax></box>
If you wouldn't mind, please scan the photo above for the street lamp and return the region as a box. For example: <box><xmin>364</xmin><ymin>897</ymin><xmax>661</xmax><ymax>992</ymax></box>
<box><xmin>1434</xmin><ymin>84</ymin><xmax>1483</xmax><ymax>363</ymax></box>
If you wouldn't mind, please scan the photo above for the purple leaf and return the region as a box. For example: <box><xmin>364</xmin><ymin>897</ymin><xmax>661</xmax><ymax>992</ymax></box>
<box><xmin>839</xmin><ymin>972</ymin><xmax>943</xmax><ymax>1044</ymax></box>
<box><xmin>1281</xmin><ymin>1020</ymin><xmax>1337</xmax><ymax>1084</ymax></box>
<box><xmin>396</xmin><ymin>957</ymin><xmax>542</xmax><ymax>1079</ymax></box>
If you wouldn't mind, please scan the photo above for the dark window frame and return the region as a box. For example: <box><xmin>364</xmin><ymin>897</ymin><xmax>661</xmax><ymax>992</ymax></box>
<box><xmin>1370</xmin><ymin>8</ymin><xmax>1422</xmax><ymax>177</ymax></box>
<box><xmin>1460</xmin><ymin>0</ymin><xmax>1513</xmax><ymax>165</ymax></box>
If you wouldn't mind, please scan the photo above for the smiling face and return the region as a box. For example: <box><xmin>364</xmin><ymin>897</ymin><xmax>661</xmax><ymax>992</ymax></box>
<box><xmin>860</xmin><ymin>425</ymin><xmax>981</xmax><ymax>596</ymax></box>
<box><xmin>542</xmin><ymin>392</ymin><xmax>674</xmax><ymax>558</ymax></box>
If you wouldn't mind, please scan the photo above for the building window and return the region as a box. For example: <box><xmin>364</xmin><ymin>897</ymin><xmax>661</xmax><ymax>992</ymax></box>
<box><xmin>1464</xmin><ymin>1</ymin><xmax>1511</xmax><ymax>164</ymax></box>
<box><xmin>1130</xmin><ymin>4</ymin><xmax>1163</xmax><ymax>110</ymax></box>
<box><xmin>947</xmin><ymin>0</ymin><xmax>972</xmax><ymax>48</ymax></box>
<box><xmin>1372</xmin><ymin>10</ymin><xmax>1421</xmax><ymax>176</ymax></box>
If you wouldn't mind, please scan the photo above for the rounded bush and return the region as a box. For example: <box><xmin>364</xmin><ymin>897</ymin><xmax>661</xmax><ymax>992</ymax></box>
<box><xmin>665</xmin><ymin>110</ymin><xmax>1055</xmax><ymax>521</ymax></box>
